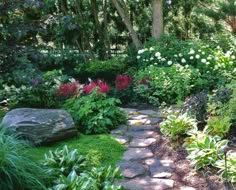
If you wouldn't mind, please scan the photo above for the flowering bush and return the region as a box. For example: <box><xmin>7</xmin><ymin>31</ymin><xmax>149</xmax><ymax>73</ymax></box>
<box><xmin>55</xmin><ymin>82</ymin><xmax>80</xmax><ymax>98</ymax></box>
<box><xmin>134</xmin><ymin>64</ymin><xmax>202</xmax><ymax>105</ymax></box>
<box><xmin>83</xmin><ymin>80</ymin><xmax>110</xmax><ymax>95</ymax></box>
<box><xmin>115</xmin><ymin>74</ymin><xmax>132</xmax><ymax>90</ymax></box>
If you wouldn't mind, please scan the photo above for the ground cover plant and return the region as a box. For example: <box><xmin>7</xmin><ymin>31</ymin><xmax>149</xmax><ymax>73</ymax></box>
<box><xmin>0</xmin><ymin>128</ymin><xmax>49</xmax><ymax>190</ymax></box>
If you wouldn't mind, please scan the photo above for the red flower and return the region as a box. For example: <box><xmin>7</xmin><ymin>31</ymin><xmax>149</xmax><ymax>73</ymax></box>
<box><xmin>83</xmin><ymin>82</ymin><xmax>97</xmax><ymax>95</ymax></box>
<box><xmin>115</xmin><ymin>74</ymin><xmax>132</xmax><ymax>90</ymax></box>
<box><xmin>55</xmin><ymin>82</ymin><xmax>80</xmax><ymax>98</ymax></box>
<box><xmin>98</xmin><ymin>81</ymin><xmax>110</xmax><ymax>93</ymax></box>
<box><xmin>83</xmin><ymin>80</ymin><xmax>110</xmax><ymax>94</ymax></box>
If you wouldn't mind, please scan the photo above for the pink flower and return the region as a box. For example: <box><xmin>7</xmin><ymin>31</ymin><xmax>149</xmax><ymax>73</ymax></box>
<box><xmin>83</xmin><ymin>80</ymin><xmax>110</xmax><ymax>94</ymax></box>
<box><xmin>55</xmin><ymin>82</ymin><xmax>80</xmax><ymax>98</ymax></box>
<box><xmin>115</xmin><ymin>74</ymin><xmax>132</xmax><ymax>90</ymax></box>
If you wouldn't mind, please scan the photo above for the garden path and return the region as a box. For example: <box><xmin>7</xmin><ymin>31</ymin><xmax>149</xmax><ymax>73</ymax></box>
<box><xmin>111</xmin><ymin>108</ymin><xmax>225</xmax><ymax>190</ymax></box>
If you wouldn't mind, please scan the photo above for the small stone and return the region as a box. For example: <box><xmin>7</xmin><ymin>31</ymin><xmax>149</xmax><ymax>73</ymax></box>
<box><xmin>129</xmin><ymin>125</ymin><xmax>156</xmax><ymax>132</ymax></box>
<box><xmin>145</xmin><ymin>159</ymin><xmax>173</xmax><ymax>178</ymax></box>
<box><xmin>127</xmin><ymin>131</ymin><xmax>155</xmax><ymax>139</ymax></box>
<box><xmin>117</xmin><ymin>161</ymin><xmax>146</xmax><ymax>178</ymax></box>
<box><xmin>129</xmin><ymin>138</ymin><xmax>156</xmax><ymax>148</ymax></box>
<box><xmin>138</xmin><ymin>110</ymin><xmax>157</xmax><ymax>116</ymax></box>
<box><xmin>112</xmin><ymin>135</ymin><xmax>129</xmax><ymax>144</ymax></box>
<box><xmin>121</xmin><ymin>177</ymin><xmax>174</xmax><ymax>190</ymax></box>
<box><xmin>123</xmin><ymin>148</ymin><xmax>153</xmax><ymax>161</ymax></box>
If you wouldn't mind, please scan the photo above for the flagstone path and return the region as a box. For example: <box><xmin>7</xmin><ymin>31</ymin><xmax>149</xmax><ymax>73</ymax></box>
<box><xmin>111</xmin><ymin>108</ymin><xmax>224</xmax><ymax>190</ymax></box>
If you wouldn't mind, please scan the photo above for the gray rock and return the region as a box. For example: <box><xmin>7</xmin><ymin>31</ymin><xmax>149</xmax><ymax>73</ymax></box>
<box><xmin>117</xmin><ymin>161</ymin><xmax>146</xmax><ymax>178</ymax></box>
<box><xmin>1</xmin><ymin>108</ymin><xmax>77</xmax><ymax>145</ymax></box>
<box><xmin>129</xmin><ymin>115</ymin><xmax>148</xmax><ymax>120</ymax></box>
<box><xmin>111</xmin><ymin>125</ymin><xmax>128</xmax><ymax>135</ymax></box>
<box><xmin>121</xmin><ymin>108</ymin><xmax>138</xmax><ymax>115</ymax></box>
<box><xmin>128</xmin><ymin>118</ymin><xmax>162</xmax><ymax>126</ymax></box>
<box><xmin>121</xmin><ymin>177</ymin><xmax>174</xmax><ymax>190</ymax></box>
<box><xmin>129</xmin><ymin>138</ymin><xmax>156</xmax><ymax>148</ymax></box>
<box><xmin>126</xmin><ymin>131</ymin><xmax>155</xmax><ymax>139</ymax></box>
<box><xmin>129</xmin><ymin>125</ymin><xmax>156</xmax><ymax>132</ymax></box>
<box><xmin>138</xmin><ymin>110</ymin><xmax>157</xmax><ymax>116</ymax></box>
<box><xmin>123</xmin><ymin>148</ymin><xmax>153</xmax><ymax>160</ymax></box>
<box><xmin>145</xmin><ymin>159</ymin><xmax>173</xmax><ymax>178</ymax></box>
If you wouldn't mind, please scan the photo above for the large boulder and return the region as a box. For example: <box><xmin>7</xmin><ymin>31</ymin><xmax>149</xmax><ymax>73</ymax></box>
<box><xmin>1</xmin><ymin>108</ymin><xmax>78</xmax><ymax>145</ymax></box>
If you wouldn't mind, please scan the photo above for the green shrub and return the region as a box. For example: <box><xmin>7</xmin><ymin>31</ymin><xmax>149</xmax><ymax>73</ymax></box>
<box><xmin>0</xmin><ymin>128</ymin><xmax>49</xmax><ymax>190</ymax></box>
<box><xmin>160</xmin><ymin>113</ymin><xmax>197</xmax><ymax>141</ymax></box>
<box><xmin>63</xmin><ymin>91</ymin><xmax>127</xmax><ymax>134</ymax></box>
<box><xmin>184</xmin><ymin>132</ymin><xmax>228</xmax><ymax>170</ymax></box>
<box><xmin>75</xmin><ymin>57</ymin><xmax>127</xmax><ymax>82</ymax></box>
<box><xmin>204</xmin><ymin>116</ymin><xmax>231</xmax><ymax>138</ymax></box>
<box><xmin>215</xmin><ymin>152</ymin><xmax>236</xmax><ymax>183</ymax></box>
<box><xmin>134</xmin><ymin>64</ymin><xmax>202</xmax><ymax>105</ymax></box>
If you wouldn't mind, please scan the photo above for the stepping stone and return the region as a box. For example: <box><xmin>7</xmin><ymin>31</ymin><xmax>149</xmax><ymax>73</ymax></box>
<box><xmin>129</xmin><ymin>115</ymin><xmax>148</xmax><ymax>120</ymax></box>
<box><xmin>138</xmin><ymin>110</ymin><xmax>157</xmax><ymax>116</ymax></box>
<box><xmin>111</xmin><ymin>125</ymin><xmax>128</xmax><ymax>135</ymax></box>
<box><xmin>149</xmin><ymin>117</ymin><xmax>162</xmax><ymax>124</ymax></box>
<box><xmin>128</xmin><ymin>118</ymin><xmax>149</xmax><ymax>126</ymax></box>
<box><xmin>145</xmin><ymin>159</ymin><xmax>173</xmax><ymax>178</ymax></box>
<box><xmin>117</xmin><ymin>161</ymin><xmax>146</xmax><ymax>178</ymax></box>
<box><xmin>129</xmin><ymin>125</ymin><xmax>156</xmax><ymax>132</ymax></box>
<box><xmin>122</xmin><ymin>108</ymin><xmax>138</xmax><ymax>115</ymax></box>
<box><xmin>121</xmin><ymin>177</ymin><xmax>174</xmax><ymax>190</ymax></box>
<box><xmin>123</xmin><ymin>148</ymin><xmax>153</xmax><ymax>161</ymax></box>
<box><xmin>128</xmin><ymin>118</ymin><xmax>162</xmax><ymax>126</ymax></box>
<box><xmin>127</xmin><ymin>131</ymin><xmax>155</xmax><ymax>139</ymax></box>
<box><xmin>129</xmin><ymin>138</ymin><xmax>156</xmax><ymax>148</ymax></box>
<box><xmin>112</xmin><ymin>135</ymin><xmax>129</xmax><ymax>144</ymax></box>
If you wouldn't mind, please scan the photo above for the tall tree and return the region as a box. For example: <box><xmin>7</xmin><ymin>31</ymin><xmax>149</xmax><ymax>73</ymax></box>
<box><xmin>111</xmin><ymin>0</ymin><xmax>142</xmax><ymax>49</ymax></box>
<box><xmin>152</xmin><ymin>0</ymin><xmax>163</xmax><ymax>38</ymax></box>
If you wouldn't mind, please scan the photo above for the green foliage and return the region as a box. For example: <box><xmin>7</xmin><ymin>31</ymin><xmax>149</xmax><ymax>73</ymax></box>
<box><xmin>204</xmin><ymin>116</ymin><xmax>231</xmax><ymax>138</ymax></box>
<box><xmin>215</xmin><ymin>152</ymin><xmax>236</xmax><ymax>183</ymax></box>
<box><xmin>184</xmin><ymin>132</ymin><xmax>228</xmax><ymax>170</ymax></box>
<box><xmin>29</xmin><ymin>134</ymin><xmax>126</xmax><ymax>167</ymax></box>
<box><xmin>63</xmin><ymin>91</ymin><xmax>127</xmax><ymax>134</ymax></box>
<box><xmin>160</xmin><ymin>113</ymin><xmax>197</xmax><ymax>141</ymax></box>
<box><xmin>44</xmin><ymin>145</ymin><xmax>123</xmax><ymax>190</ymax></box>
<box><xmin>0</xmin><ymin>128</ymin><xmax>49</xmax><ymax>190</ymax></box>
<box><xmin>43</xmin><ymin>145</ymin><xmax>88</xmax><ymax>177</ymax></box>
<box><xmin>75</xmin><ymin>58</ymin><xmax>127</xmax><ymax>82</ymax></box>
<box><xmin>134</xmin><ymin>64</ymin><xmax>202</xmax><ymax>105</ymax></box>
<box><xmin>0</xmin><ymin>69</ymin><xmax>70</xmax><ymax>108</ymax></box>
<box><xmin>51</xmin><ymin>166</ymin><xmax>123</xmax><ymax>190</ymax></box>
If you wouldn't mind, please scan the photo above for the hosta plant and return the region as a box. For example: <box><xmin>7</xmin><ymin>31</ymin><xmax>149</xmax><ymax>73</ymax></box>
<box><xmin>204</xmin><ymin>116</ymin><xmax>231</xmax><ymax>138</ymax></box>
<box><xmin>63</xmin><ymin>91</ymin><xmax>127</xmax><ymax>134</ymax></box>
<box><xmin>43</xmin><ymin>145</ymin><xmax>88</xmax><ymax>177</ymax></box>
<box><xmin>160</xmin><ymin>113</ymin><xmax>197</xmax><ymax>141</ymax></box>
<box><xmin>51</xmin><ymin>167</ymin><xmax>123</xmax><ymax>190</ymax></box>
<box><xmin>184</xmin><ymin>132</ymin><xmax>228</xmax><ymax>170</ymax></box>
<box><xmin>215</xmin><ymin>152</ymin><xmax>236</xmax><ymax>183</ymax></box>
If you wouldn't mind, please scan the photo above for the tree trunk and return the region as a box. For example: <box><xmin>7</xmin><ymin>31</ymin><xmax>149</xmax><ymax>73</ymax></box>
<box><xmin>111</xmin><ymin>0</ymin><xmax>142</xmax><ymax>50</ymax></box>
<box><xmin>152</xmin><ymin>0</ymin><xmax>163</xmax><ymax>38</ymax></box>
